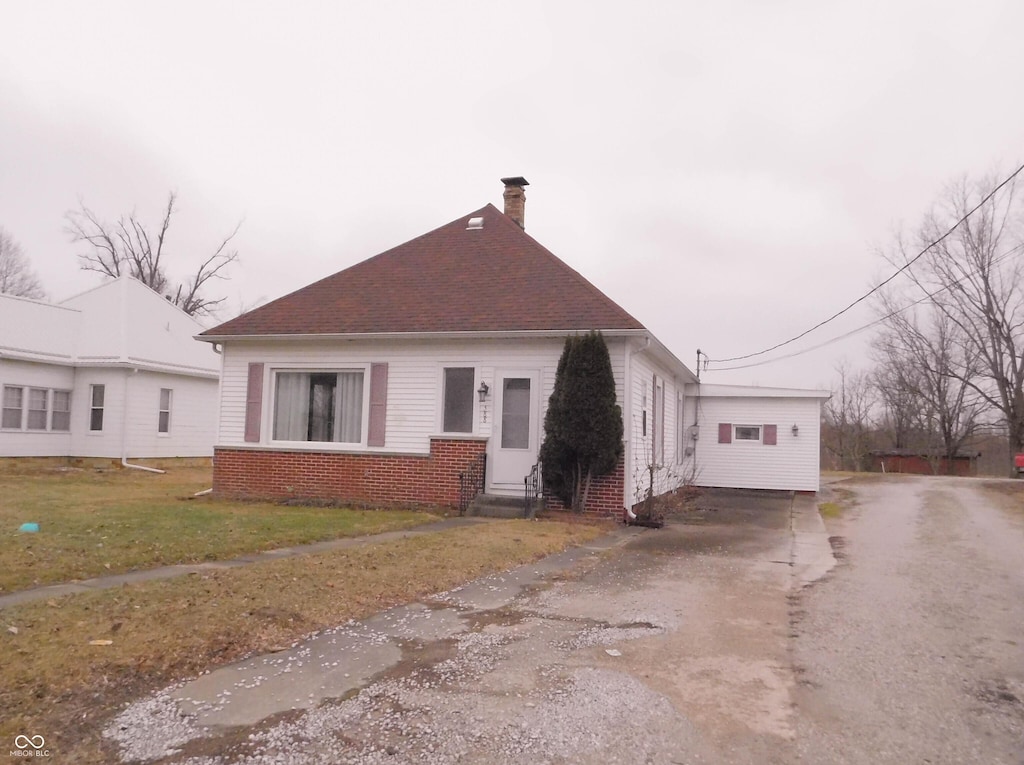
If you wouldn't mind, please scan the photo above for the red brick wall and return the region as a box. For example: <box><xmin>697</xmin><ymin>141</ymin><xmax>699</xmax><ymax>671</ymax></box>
<box><xmin>543</xmin><ymin>456</ymin><xmax>625</xmax><ymax>518</ymax></box>
<box><xmin>213</xmin><ymin>438</ymin><xmax>488</xmax><ymax>508</ymax></box>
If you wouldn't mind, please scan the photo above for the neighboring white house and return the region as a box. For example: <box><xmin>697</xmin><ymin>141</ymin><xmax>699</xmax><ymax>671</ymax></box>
<box><xmin>685</xmin><ymin>384</ymin><xmax>831</xmax><ymax>492</ymax></box>
<box><xmin>197</xmin><ymin>178</ymin><xmax>829</xmax><ymax>515</ymax></box>
<box><xmin>0</xmin><ymin>276</ymin><xmax>220</xmax><ymax>460</ymax></box>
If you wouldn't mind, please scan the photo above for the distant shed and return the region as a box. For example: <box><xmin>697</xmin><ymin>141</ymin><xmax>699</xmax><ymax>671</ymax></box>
<box><xmin>869</xmin><ymin>449</ymin><xmax>981</xmax><ymax>477</ymax></box>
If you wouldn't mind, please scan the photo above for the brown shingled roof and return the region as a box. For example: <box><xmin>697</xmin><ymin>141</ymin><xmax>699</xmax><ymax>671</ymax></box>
<box><xmin>202</xmin><ymin>203</ymin><xmax>645</xmax><ymax>337</ymax></box>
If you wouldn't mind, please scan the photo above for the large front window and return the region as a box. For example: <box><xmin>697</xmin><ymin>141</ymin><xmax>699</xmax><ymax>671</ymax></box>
<box><xmin>273</xmin><ymin>371</ymin><xmax>364</xmax><ymax>443</ymax></box>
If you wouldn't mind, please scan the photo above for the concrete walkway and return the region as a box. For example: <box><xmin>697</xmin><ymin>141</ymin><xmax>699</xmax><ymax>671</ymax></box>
<box><xmin>0</xmin><ymin>516</ymin><xmax>496</xmax><ymax>610</ymax></box>
<box><xmin>791</xmin><ymin>492</ymin><xmax>837</xmax><ymax>587</ymax></box>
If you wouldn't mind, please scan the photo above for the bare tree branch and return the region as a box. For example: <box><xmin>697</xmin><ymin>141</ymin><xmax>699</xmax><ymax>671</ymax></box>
<box><xmin>65</xmin><ymin>193</ymin><xmax>240</xmax><ymax>316</ymax></box>
<box><xmin>876</xmin><ymin>173</ymin><xmax>1024</xmax><ymax>475</ymax></box>
<box><xmin>0</xmin><ymin>226</ymin><xmax>46</xmax><ymax>299</ymax></box>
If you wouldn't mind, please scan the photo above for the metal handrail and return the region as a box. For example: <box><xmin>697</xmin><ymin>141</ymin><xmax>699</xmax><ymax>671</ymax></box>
<box><xmin>458</xmin><ymin>453</ymin><xmax>487</xmax><ymax>515</ymax></box>
<box><xmin>524</xmin><ymin>462</ymin><xmax>540</xmax><ymax>516</ymax></box>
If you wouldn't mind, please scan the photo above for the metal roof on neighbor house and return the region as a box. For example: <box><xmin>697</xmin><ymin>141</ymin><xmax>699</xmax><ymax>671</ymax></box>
<box><xmin>200</xmin><ymin>203</ymin><xmax>645</xmax><ymax>338</ymax></box>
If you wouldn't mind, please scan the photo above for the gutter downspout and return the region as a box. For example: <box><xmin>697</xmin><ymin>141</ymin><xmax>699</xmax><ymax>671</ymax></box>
<box><xmin>121</xmin><ymin>367</ymin><xmax>165</xmax><ymax>475</ymax></box>
<box><xmin>625</xmin><ymin>335</ymin><xmax>651</xmax><ymax>523</ymax></box>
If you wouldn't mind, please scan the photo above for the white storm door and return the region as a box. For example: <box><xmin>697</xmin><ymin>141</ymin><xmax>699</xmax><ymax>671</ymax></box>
<box><xmin>488</xmin><ymin>370</ymin><xmax>540</xmax><ymax>493</ymax></box>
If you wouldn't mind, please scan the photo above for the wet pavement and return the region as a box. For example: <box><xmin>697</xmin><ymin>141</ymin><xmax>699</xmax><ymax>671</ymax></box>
<box><xmin>106</xmin><ymin>489</ymin><xmax>831</xmax><ymax>764</ymax></box>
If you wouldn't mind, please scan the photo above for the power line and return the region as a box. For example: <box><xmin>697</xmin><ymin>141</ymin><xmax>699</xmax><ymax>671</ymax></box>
<box><xmin>707</xmin><ymin>240</ymin><xmax>1024</xmax><ymax>372</ymax></box>
<box><xmin>708</xmin><ymin>162</ymin><xmax>1024</xmax><ymax>364</ymax></box>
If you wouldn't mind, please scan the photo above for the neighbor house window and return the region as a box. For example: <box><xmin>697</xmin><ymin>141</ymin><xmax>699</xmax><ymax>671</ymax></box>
<box><xmin>735</xmin><ymin>425</ymin><xmax>761</xmax><ymax>442</ymax></box>
<box><xmin>2</xmin><ymin>386</ymin><xmax>23</xmax><ymax>429</ymax></box>
<box><xmin>90</xmin><ymin>385</ymin><xmax>105</xmax><ymax>431</ymax></box>
<box><xmin>1</xmin><ymin>386</ymin><xmax>71</xmax><ymax>431</ymax></box>
<box><xmin>27</xmin><ymin>388</ymin><xmax>48</xmax><ymax>430</ymax></box>
<box><xmin>51</xmin><ymin>391</ymin><xmax>71</xmax><ymax>431</ymax></box>
<box><xmin>442</xmin><ymin>367</ymin><xmax>474</xmax><ymax>433</ymax></box>
<box><xmin>158</xmin><ymin>388</ymin><xmax>172</xmax><ymax>434</ymax></box>
<box><xmin>273</xmin><ymin>370</ymin><xmax>364</xmax><ymax>443</ymax></box>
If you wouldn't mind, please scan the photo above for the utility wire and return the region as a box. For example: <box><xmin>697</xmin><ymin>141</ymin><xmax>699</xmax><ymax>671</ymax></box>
<box><xmin>708</xmin><ymin>240</ymin><xmax>1024</xmax><ymax>371</ymax></box>
<box><xmin>708</xmin><ymin>162</ymin><xmax>1024</xmax><ymax>364</ymax></box>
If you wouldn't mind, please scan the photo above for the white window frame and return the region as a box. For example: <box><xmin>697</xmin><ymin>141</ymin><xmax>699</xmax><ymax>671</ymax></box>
<box><xmin>269</xmin><ymin>366</ymin><xmax>369</xmax><ymax>447</ymax></box>
<box><xmin>51</xmin><ymin>390</ymin><xmax>71</xmax><ymax>432</ymax></box>
<box><xmin>439</xmin><ymin>365</ymin><xmax>477</xmax><ymax>435</ymax></box>
<box><xmin>1</xmin><ymin>385</ymin><xmax>72</xmax><ymax>432</ymax></box>
<box><xmin>89</xmin><ymin>384</ymin><xmax>105</xmax><ymax>433</ymax></box>
<box><xmin>734</xmin><ymin>425</ymin><xmax>762</xmax><ymax>443</ymax></box>
<box><xmin>158</xmin><ymin>388</ymin><xmax>172</xmax><ymax>435</ymax></box>
<box><xmin>2</xmin><ymin>385</ymin><xmax>24</xmax><ymax>430</ymax></box>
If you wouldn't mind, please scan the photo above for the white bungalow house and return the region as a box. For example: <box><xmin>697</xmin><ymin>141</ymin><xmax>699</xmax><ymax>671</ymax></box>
<box><xmin>0</xmin><ymin>276</ymin><xmax>219</xmax><ymax>462</ymax></box>
<box><xmin>198</xmin><ymin>178</ymin><xmax>828</xmax><ymax>515</ymax></box>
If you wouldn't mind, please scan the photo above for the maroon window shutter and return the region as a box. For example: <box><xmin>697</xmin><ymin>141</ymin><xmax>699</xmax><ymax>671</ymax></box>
<box><xmin>367</xmin><ymin>363</ymin><xmax>388</xmax><ymax>447</ymax></box>
<box><xmin>764</xmin><ymin>424</ymin><xmax>778</xmax><ymax>446</ymax></box>
<box><xmin>718</xmin><ymin>423</ymin><xmax>732</xmax><ymax>444</ymax></box>
<box><xmin>244</xmin><ymin>362</ymin><xmax>264</xmax><ymax>443</ymax></box>
<box><xmin>651</xmin><ymin>377</ymin><xmax>658</xmax><ymax>460</ymax></box>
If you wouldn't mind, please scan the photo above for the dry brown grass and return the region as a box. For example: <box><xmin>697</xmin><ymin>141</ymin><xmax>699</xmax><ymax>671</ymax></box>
<box><xmin>977</xmin><ymin>480</ymin><xmax>1024</xmax><ymax>521</ymax></box>
<box><xmin>0</xmin><ymin>518</ymin><xmax>606</xmax><ymax>762</ymax></box>
<box><xmin>0</xmin><ymin>465</ymin><xmax>434</xmax><ymax>591</ymax></box>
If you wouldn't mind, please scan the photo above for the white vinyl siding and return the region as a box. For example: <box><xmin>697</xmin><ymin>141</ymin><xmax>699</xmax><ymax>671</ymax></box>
<box><xmin>689</xmin><ymin>394</ymin><xmax>822</xmax><ymax>492</ymax></box>
<box><xmin>216</xmin><ymin>337</ymin><xmax>628</xmax><ymax>456</ymax></box>
<box><xmin>626</xmin><ymin>351</ymin><xmax>690</xmax><ymax>507</ymax></box>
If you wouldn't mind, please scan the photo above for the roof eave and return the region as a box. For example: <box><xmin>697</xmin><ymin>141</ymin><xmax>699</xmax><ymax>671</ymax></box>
<box><xmin>196</xmin><ymin>328</ymin><xmax>651</xmax><ymax>343</ymax></box>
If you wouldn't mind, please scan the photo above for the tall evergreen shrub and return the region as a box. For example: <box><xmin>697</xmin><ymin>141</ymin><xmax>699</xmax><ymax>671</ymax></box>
<box><xmin>540</xmin><ymin>331</ymin><xmax>624</xmax><ymax>512</ymax></box>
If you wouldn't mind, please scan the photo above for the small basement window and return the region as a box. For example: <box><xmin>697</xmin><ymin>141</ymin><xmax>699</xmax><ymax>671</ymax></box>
<box><xmin>735</xmin><ymin>425</ymin><xmax>761</xmax><ymax>442</ymax></box>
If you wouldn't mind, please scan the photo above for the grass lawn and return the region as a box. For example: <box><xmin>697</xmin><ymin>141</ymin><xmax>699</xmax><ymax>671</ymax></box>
<box><xmin>0</xmin><ymin>517</ymin><xmax>606</xmax><ymax>763</ymax></box>
<box><xmin>0</xmin><ymin>465</ymin><xmax>436</xmax><ymax>592</ymax></box>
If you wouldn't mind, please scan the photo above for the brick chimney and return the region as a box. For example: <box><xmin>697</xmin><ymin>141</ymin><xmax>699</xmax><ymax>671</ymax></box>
<box><xmin>500</xmin><ymin>176</ymin><xmax>529</xmax><ymax>229</ymax></box>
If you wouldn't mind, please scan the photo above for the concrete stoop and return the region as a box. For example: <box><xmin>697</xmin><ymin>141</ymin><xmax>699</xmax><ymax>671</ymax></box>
<box><xmin>466</xmin><ymin>493</ymin><xmax>540</xmax><ymax>519</ymax></box>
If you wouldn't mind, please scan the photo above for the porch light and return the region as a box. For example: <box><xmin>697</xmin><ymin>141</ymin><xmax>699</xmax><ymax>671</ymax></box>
<box><xmin>792</xmin><ymin>424</ymin><xmax>799</xmax><ymax>437</ymax></box>
<box><xmin>478</xmin><ymin>381</ymin><xmax>490</xmax><ymax>402</ymax></box>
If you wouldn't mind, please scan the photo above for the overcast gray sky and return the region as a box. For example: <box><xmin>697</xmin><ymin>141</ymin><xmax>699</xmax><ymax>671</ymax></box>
<box><xmin>1</xmin><ymin>0</ymin><xmax>1021</xmax><ymax>389</ymax></box>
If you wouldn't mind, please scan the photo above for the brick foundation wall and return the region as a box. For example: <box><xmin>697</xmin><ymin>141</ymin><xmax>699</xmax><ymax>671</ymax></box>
<box><xmin>543</xmin><ymin>457</ymin><xmax>625</xmax><ymax>518</ymax></box>
<box><xmin>213</xmin><ymin>439</ymin><xmax>488</xmax><ymax>509</ymax></box>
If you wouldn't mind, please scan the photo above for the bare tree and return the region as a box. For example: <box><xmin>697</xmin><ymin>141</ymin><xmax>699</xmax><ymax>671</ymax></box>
<box><xmin>822</xmin><ymin>360</ymin><xmax>876</xmax><ymax>471</ymax></box>
<box><xmin>871</xmin><ymin>360</ymin><xmax>922</xmax><ymax>451</ymax></box>
<box><xmin>66</xmin><ymin>193</ymin><xmax>240</xmax><ymax>316</ymax></box>
<box><xmin>0</xmin><ymin>227</ymin><xmax>45</xmax><ymax>299</ymax></box>
<box><xmin>872</xmin><ymin>297</ymin><xmax>985</xmax><ymax>471</ymax></box>
<box><xmin>884</xmin><ymin>173</ymin><xmax>1024</xmax><ymax>475</ymax></box>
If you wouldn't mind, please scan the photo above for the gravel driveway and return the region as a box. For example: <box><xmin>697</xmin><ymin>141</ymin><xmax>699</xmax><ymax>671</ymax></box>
<box><xmin>103</xmin><ymin>477</ymin><xmax>1024</xmax><ymax>764</ymax></box>
<box><xmin>792</xmin><ymin>476</ymin><xmax>1024</xmax><ymax>765</ymax></box>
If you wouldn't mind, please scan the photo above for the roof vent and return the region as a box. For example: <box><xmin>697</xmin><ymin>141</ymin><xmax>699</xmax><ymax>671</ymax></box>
<box><xmin>466</xmin><ymin>216</ymin><xmax>484</xmax><ymax>230</ymax></box>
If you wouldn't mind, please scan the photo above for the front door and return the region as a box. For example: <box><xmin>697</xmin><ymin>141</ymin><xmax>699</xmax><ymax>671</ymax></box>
<box><xmin>488</xmin><ymin>370</ymin><xmax>540</xmax><ymax>494</ymax></box>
